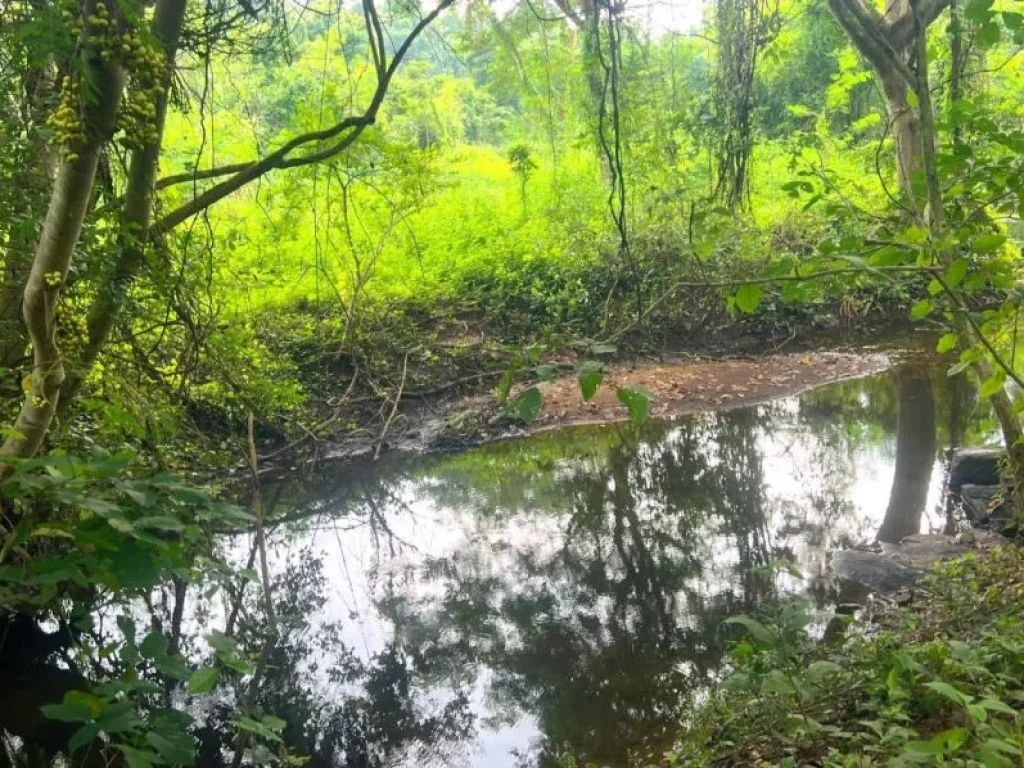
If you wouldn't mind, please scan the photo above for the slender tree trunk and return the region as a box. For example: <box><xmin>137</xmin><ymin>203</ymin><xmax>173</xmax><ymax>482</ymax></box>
<box><xmin>877</xmin><ymin>367</ymin><xmax>935</xmax><ymax>543</ymax></box>
<box><xmin>0</xmin><ymin>0</ymin><xmax>125</xmax><ymax>464</ymax></box>
<box><xmin>61</xmin><ymin>0</ymin><xmax>189</xmax><ymax>406</ymax></box>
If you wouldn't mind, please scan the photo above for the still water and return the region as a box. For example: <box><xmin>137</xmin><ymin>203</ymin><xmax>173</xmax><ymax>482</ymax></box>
<box><xmin>250</xmin><ymin>362</ymin><xmax>990</xmax><ymax>768</ymax></box>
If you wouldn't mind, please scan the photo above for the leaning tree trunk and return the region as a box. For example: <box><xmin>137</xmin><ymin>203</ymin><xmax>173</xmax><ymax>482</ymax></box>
<box><xmin>0</xmin><ymin>0</ymin><xmax>126</xmax><ymax>464</ymax></box>
<box><xmin>61</xmin><ymin>0</ymin><xmax>189</xmax><ymax>406</ymax></box>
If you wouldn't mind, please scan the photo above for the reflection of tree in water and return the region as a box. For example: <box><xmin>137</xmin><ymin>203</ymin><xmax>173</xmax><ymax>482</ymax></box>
<box><xmin>377</xmin><ymin>405</ymin><xmax>877</xmax><ymax>766</ymax></box>
<box><xmin>244</xmin><ymin>367</ymin><xmax>980</xmax><ymax>767</ymax></box>
<box><xmin>877</xmin><ymin>368</ymin><xmax>936</xmax><ymax>544</ymax></box>
<box><xmin>191</xmin><ymin>550</ymin><xmax>475</xmax><ymax>768</ymax></box>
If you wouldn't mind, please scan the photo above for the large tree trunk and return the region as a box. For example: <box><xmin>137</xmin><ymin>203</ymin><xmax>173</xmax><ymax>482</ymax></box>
<box><xmin>61</xmin><ymin>0</ymin><xmax>189</xmax><ymax>406</ymax></box>
<box><xmin>0</xmin><ymin>0</ymin><xmax>126</xmax><ymax>464</ymax></box>
<box><xmin>878</xmin><ymin>69</ymin><xmax>923</xmax><ymax>198</ymax></box>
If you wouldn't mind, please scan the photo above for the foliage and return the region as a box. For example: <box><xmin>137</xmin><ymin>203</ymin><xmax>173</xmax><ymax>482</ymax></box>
<box><xmin>671</xmin><ymin>546</ymin><xmax>1024</xmax><ymax>766</ymax></box>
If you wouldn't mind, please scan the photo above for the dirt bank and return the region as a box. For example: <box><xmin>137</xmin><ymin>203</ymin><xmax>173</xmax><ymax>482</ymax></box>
<box><xmin>517</xmin><ymin>350</ymin><xmax>893</xmax><ymax>430</ymax></box>
<box><xmin>259</xmin><ymin>346</ymin><xmax>907</xmax><ymax>475</ymax></box>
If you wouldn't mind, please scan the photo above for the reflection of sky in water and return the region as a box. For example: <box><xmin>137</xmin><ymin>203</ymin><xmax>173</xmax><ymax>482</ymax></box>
<box><xmin>250</xmin><ymin>366</ymin><xmax>981</xmax><ymax>768</ymax></box>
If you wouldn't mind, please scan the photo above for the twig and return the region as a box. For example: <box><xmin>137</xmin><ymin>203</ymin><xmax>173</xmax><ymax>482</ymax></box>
<box><xmin>374</xmin><ymin>353</ymin><xmax>408</xmax><ymax>461</ymax></box>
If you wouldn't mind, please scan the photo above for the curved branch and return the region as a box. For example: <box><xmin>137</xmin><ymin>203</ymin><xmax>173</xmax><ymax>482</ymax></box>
<box><xmin>153</xmin><ymin>0</ymin><xmax>454</xmax><ymax>235</ymax></box>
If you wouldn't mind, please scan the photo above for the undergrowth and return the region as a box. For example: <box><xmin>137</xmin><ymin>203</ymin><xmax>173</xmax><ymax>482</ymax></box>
<box><xmin>671</xmin><ymin>545</ymin><xmax>1024</xmax><ymax>767</ymax></box>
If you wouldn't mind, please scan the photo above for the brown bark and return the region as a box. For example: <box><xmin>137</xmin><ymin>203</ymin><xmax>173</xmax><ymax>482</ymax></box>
<box><xmin>0</xmin><ymin>0</ymin><xmax>125</xmax><ymax>464</ymax></box>
<box><xmin>61</xmin><ymin>0</ymin><xmax>189</xmax><ymax>405</ymax></box>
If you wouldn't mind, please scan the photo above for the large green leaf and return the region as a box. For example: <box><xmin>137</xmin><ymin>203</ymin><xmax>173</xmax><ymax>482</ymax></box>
<box><xmin>723</xmin><ymin>615</ymin><xmax>776</xmax><ymax>645</ymax></box>
<box><xmin>188</xmin><ymin>667</ymin><xmax>221</xmax><ymax>695</ymax></box>
<box><xmin>734</xmin><ymin>283</ymin><xmax>764</xmax><ymax>314</ymax></box>
<box><xmin>512</xmin><ymin>386</ymin><xmax>543</xmax><ymax>422</ymax></box>
<box><xmin>616</xmin><ymin>387</ymin><xmax>653</xmax><ymax>424</ymax></box>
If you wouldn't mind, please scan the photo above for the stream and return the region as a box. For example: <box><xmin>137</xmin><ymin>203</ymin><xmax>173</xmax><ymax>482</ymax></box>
<box><xmin>238</xmin><ymin>358</ymin><xmax>991</xmax><ymax>767</ymax></box>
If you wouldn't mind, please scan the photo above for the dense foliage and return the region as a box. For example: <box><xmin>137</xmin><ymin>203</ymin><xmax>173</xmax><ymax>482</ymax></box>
<box><xmin>4</xmin><ymin>0</ymin><xmax>1024</xmax><ymax>762</ymax></box>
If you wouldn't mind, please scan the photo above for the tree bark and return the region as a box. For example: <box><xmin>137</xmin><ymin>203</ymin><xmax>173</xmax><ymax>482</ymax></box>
<box><xmin>0</xmin><ymin>0</ymin><xmax>125</xmax><ymax>464</ymax></box>
<box><xmin>61</xmin><ymin>0</ymin><xmax>189</xmax><ymax>406</ymax></box>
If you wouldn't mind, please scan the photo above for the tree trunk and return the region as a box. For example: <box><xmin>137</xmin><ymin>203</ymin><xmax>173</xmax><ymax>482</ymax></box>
<box><xmin>0</xmin><ymin>0</ymin><xmax>126</xmax><ymax>464</ymax></box>
<box><xmin>877</xmin><ymin>367</ymin><xmax>936</xmax><ymax>544</ymax></box>
<box><xmin>61</xmin><ymin>0</ymin><xmax>189</xmax><ymax>406</ymax></box>
<box><xmin>878</xmin><ymin>69</ymin><xmax>923</xmax><ymax>198</ymax></box>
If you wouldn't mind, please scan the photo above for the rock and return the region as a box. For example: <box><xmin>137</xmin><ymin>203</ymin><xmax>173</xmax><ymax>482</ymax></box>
<box><xmin>889</xmin><ymin>533</ymin><xmax>967</xmax><ymax>568</ymax></box>
<box><xmin>959</xmin><ymin>483</ymin><xmax>1005</xmax><ymax>524</ymax></box>
<box><xmin>832</xmin><ymin>550</ymin><xmax>923</xmax><ymax>594</ymax></box>
<box><xmin>832</xmin><ymin>533</ymin><xmax>971</xmax><ymax>596</ymax></box>
<box><xmin>949</xmin><ymin>448</ymin><xmax>1003</xmax><ymax>492</ymax></box>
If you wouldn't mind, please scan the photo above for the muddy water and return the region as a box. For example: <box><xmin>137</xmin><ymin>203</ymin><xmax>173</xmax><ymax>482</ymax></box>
<box><xmin>252</xmin><ymin>362</ymin><xmax>992</xmax><ymax>768</ymax></box>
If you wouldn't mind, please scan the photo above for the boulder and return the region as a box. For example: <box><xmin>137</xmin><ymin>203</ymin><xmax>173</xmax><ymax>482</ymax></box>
<box><xmin>949</xmin><ymin>448</ymin><xmax>1003</xmax><ymax>492</ymax></box>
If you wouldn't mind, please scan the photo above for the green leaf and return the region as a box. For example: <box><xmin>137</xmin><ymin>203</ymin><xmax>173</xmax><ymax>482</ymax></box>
<box><xmin>932</xmin><ymin>726</ymin><xmax>969</xmax><ymax>751</ymax></box>
<box><xmin>188</xmin><ymin>667</ymin><xmax>220</xmax><ymax>695</ymax></box>
<box><xmin>973</xmin><ymin>234</ymin><xmax>1007</xmax><ymax>253</ymax></box>
<box><xmin>904</xmin><ymin>739</ymin><xmax>945</xmax><ymax>755</ymax></box>
<box><xmin>534</xmin><ymin>364</ymin><xmax>557</xmax><ymax>382</ymax></box>
<box><xmin>113</xmin><ymin>745</ymin><xmax>160</xmax><ymax>768</ymax></box>
<box><xmin>980</xmin><ymin>373</ymin><xmax>1006</xmax><ymax>399</ymax></box>
<box><xmin>896</xmin><ymin>225</ymin><xmax>929</xmax><ymax>245</ymax></box>
<box><xmin>578</xmin><ymin>371</ymin><xmax>603</xmax><ymax>402</ymax></box>
<box><xmin>723</xmin><ymin>615</ymin><xmax>776</xmax><ymax>645</ymax></box>
<box><xmin>927</xmin><ymin>278</ymin><xmax>944</xmax><ymax>296</ymax></box>
<box><xmin>205</xmin><ymin>630</ymin><xmax>239</xmax><ymax>655</ymax></box>
<box><xmin>946</xmin><ymin>258</ymin><xmax>969</xmax><ymax>289</ymax></box>
<box><xmin>911</xmin><ymin>299</ymin><xmax>934</xmax><ymax>319</ymax></box>
<box><xmin>69</xmin><ymin>723</ymin><xmax>102</xmax><ymax>754</ymax></box>
<box><xmin>968</xmin><ymin>703</ymin><xmax>989</xmax><ymax>722</ymax></box>
<box><xmin>734</xmin><ymin>283</ymin><xmax>764</xmax><ymax>314</ymax></box>
<box><xmin>134</xmin><ymin>516</ymin><xmax>184</xmax><ymax>532</ymax></box>
<box><xmin>980</xmin><ymin>698</ymin><xmax>1018</xmax><ymax>716</ymax></box>
<box><xmin>615</xmin><ymin>386</ymin><xmax>653</xmax><ymax>424</ymax></box>
<box><xmin>906</xmin><ymin>90</ymin><xmax>919</xmax><ymax>108</ymax></box>
<box><xmin>925</xmin><ymin>680</ymin><xmax>971</xmax><ymax>706</ymax></box>
<box><xmin>41</xmin><ymin>702</ymin><xmax>93</xmax><ymax>723</ymax></box>
<box><xmin>146</xmin><ymin>731</ymin><xmax>196</xmax><ymax>766</ymax></box>
<box><xmin>807</xmin><ymin>660</ymin><xmax>844</xmax><ymax>679</ymax></box>
<box><xmin>512</xmin><ymin>386</ymin><xmax>543</xmax><ymax>422</ymax></box>
<box><xmin>937</xmin><ymin>333</ymin><xmax>958</xmax><ymax>354</ymax></box>
<box><xmin>140</xmin><ymin>632</ymin><xmax>169</xmax><ymax>660</ymax></box>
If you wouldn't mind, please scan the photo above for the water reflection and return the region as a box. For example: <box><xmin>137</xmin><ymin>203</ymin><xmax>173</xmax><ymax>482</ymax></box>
<box><xmin>877</xmin><ymin>368</ymin><xmax>937</xmax><ymax>544</ymax></box>
<box><xmin>5</xmin><ymin>365</ymin><xmax>991</xmax><ymax>767</ymax></box>
<box><xmin>229</xmin><ymin>363</ymin><xmax>986</xmax><ymax>767</ymax></box>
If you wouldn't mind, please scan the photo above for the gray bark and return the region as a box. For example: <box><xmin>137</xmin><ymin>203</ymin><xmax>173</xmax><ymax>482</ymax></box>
<box><xmin>61</xmin><ymin>0</ymin><xmax>189</xmax><ymax>405</ymax></box>
<box><xmin>0</xmin><ymin>0</ymin><xmax>126</xmax><ymax>463</ymax></box>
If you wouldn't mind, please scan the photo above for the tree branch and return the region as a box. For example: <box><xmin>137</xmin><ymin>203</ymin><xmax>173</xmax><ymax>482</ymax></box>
<box><xmin>152</xmin><ymin>0</ymin><xmax>454</xmax><ymax>235</ymax></box>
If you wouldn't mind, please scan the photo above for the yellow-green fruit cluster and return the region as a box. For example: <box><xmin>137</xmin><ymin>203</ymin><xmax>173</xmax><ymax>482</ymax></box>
<box><xmin>47</xmin><ymin>75</ymin><xmax>85</xmax><ymax>158</ymax></box>
<box><xmin>117</xmin><ymin>34</ymin><xmax>168</xmax><ymax>149</ymax></box>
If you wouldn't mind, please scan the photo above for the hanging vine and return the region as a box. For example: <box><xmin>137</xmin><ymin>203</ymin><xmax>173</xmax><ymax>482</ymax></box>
<box><xmin>593</xmin><ymin>0</ymin><xmax>641</xmax><ymax>319</ymax></box>
<box><xmin>711</xmin><ymin>0</ymin><xmax>780</xmax><ymax>210</ymax></box>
